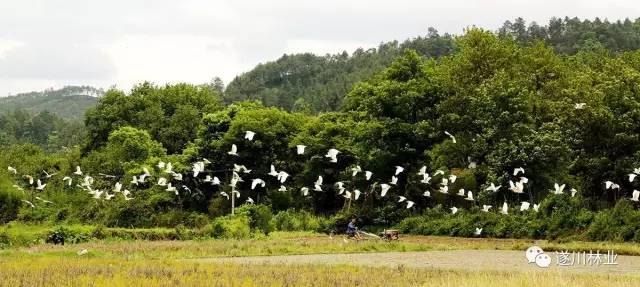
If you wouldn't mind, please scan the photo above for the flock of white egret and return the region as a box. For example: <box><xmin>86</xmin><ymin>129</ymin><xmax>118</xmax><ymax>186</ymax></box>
<box><xmin>6</xmin><ymin>129</ymin><xmax>640</xmax><ymax>234</ymax></box>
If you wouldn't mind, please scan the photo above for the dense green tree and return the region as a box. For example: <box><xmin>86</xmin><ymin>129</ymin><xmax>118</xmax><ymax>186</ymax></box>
<box><xmin>84</xmin><ymin>82</ymin><xmax>222</xmax><ymax>154</ymax></box>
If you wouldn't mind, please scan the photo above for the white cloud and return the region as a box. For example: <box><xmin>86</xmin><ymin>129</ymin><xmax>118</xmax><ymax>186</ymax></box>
<box><xmin>0</xmin><ymin>0</ymin><xmax>638</xmax><ymax>96</ymax></box>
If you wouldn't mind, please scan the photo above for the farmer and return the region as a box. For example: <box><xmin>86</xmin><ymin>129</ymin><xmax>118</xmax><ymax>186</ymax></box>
<box><xmin>346</xmin><ymin>218</ymin><xmax>363</xmax><ymax>240</ymax></box>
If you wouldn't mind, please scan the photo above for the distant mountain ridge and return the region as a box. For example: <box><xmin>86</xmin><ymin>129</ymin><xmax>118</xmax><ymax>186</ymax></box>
<box><xmin>0</xmin><ymin>86</ymin><xmax>103</xmax><ymax>119</ymax></box>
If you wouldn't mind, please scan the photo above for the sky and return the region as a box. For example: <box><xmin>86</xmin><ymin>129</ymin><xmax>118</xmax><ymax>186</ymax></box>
<box><xmin>0</xmin><ymin>0</ymin><xmax>638</xmax><ymax>96</ymax></box>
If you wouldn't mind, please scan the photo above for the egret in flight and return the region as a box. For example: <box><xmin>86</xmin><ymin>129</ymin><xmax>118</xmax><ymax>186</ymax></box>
<box><xmin>228</xmin><ymin>144</ymin><xmax>238</xmax><ymax>156</ymax></box>
<box><xmin>325</xmin><ymin>149</ymin><xmax>339</xmax><ymax>163</ymax></box>
<box><xmin>244</xmin><ymin>131</ymin><xmax>256</xmax><ymax>141</ymax></box>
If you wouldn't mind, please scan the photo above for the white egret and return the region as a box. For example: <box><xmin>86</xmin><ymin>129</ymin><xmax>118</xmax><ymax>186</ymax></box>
<box><xmin>325</xmin><ymin>149</ymin><xmax>340</xmax><ymax>163</ymax></box>
<box><xmin>354</xmin><ymin>189</ymin><xmax>361</xmax><ymax>200</ymax></box>
<box><xmin>533</xmin><ymin>204</ymin><xmax>540</xmax><ymax>212</ymax></box>
<box><xmin>114</xmin><ymin>182</ymin><xmax>122</xmax><ymax>193</ymax></box>
<box><xmin>314</xmin><ymin>176</ymin><xmax>323</xmax><ymax>191</ymax></box>
<box><xmin>74</xmin><ymin>166</ymin><xmax>83</xmax><ymax>176</ymax></box>
<box><xmin>351</xmin><ymin>165</ymin><xmax>362</xmax><ymax>177</ymax></box>
<box><xmin>482</xmin><ymin>205</ymin><xmax>492</xmax><ymax>212</ymax></box>
<box><xmin>268</xmin><ymin>165</ymin><xmax>278</xmax><ymax>177</ymax></box>
<box><xmin>456</xmin><ymin>189</ymin><xmax>465</xmax><ymax>196</ymax></box>
<box><xmin>246</xmin><ymin>197</ymin><xmax>255</xmax><ymax>204</ymax></box>
<box><xmin>444</xmin><ymin>131</ymin><xmax>456</xmax><ymax>143</ymax></box>
<box><xmin>296</xmin><ymin>145</ymin><xmax>306</xmax><ymax>155</ymax></box>
<box><xmin>450</xmin><ymin>207</ymin><xmax>459</xmax><ymax>214</ymax></box>
<box><xmin>380</xmin><ymin>184</ymin><xmax>391</xmax><ymax>197</ymax></box>
<box><xmin>130</xmin><ymin>176</ymin><xmax>139</xmax><ymax>186</ymax></box>
<box><xmin>220</xmin><ymin>192</ymin><xmax>230</xmax><ymax>200</ymax></box>
<box><xmin>395</xmin><ymin>166</ymin><xmax>404</xmax><ymax>175</ymax></box>
<box><xmin>343</xmin><ymin>190</ymin><xmax>352</xmax><ymax>199</ymax></box>
<box><xmin>520</xmin><ymin>201</ymin><xmax>531</xmax><ymax>211</ymax></box>
<box><xmin>465</xmin><ymin>191</ymin><xmax>474</xmax><ymax>201</ymax></box>
<box><xmin>62</xmin><ymin>176</ymin><xmax>72</xmax><ymax>186</ymax></box>
<box><xmin>172</xmin><ymin>172</ymin><xmax>183</xmax><ymax>181</ymax></box>
<box><xmin>605</xmin><ymin>181</ymin><xmax>613</xmax><ymax>189</ymax></box>
<box><xmin>211</xmin><ymin>176</ymin><xmax>221</xmax><ymax>185</ymax></box>
<box><xmin>390</xmin><ymin>176</ymin><xmax>398</xmax><ymax>185</ymax></box>
<box><xmin>519</xmin><ymin>177</ymin><xmax>529</xmax><ymax>184</ymax></box>
<box><xmin>485</xmin><ymin>183</ymin><xmax>500</xmax><ymax>192</ymax></box>
<box><xmin>406</xmin><ymin>201</ymin><xmax>415</xmax><ymax>209</ymax></box>
<box><xmin>277</xmin><ymin>171</ymin><xmax>289</xmax><ymax>183</ymax></box>
<box><xmin>629</xmin><ymin>173</ymin><xmax>637</xmax><ymax>182</ymax></box>
<box><xmin>509</xmin><ymin>180</ymin><xmax>524</xmax><ymax>193</ymax></box>
<box><xmin>474</xmin><ymin>228</ymin><xmax>482</xmax><ymax>236</ymax></box>
<box><xmin>77</xmin><ymin>249</ymin><xmax>88</xmax><ymax>256</ymax></box>
<box><xmin>420</xmin><ymin>173</ymin><xmax>432</xmax><ymax>184</ymax></box>
<box><xmin>500</xmin><ymin>202</ymin><xmax>508</xmax><ymax>215</ymax></box>
<box><xmin>158</xmin><ymin>177</ymin><xmax>167</xmax><ymax>186</ymax></box>
<box><xmin>92</xmin><ymin>189</ymin><xmax>104</xmax><ymax>199</ymax></box>
<box><xmin>449</xmin><ymin>174</ymin><xmax>457</xmax><ymax>183</ymax></box>
<box><xmin>570</xmin><ymin>188</ymin><xmax>578</xmax><ymax>197</ymax></box>
<box><xmin>193</xmin><ymin>162</ymin><xmax>205</xmax><ymax>177</ymax></box>
<box><xmin>244</xmin><ymin>131</ymin><xmax>256</xmax><ymax>141</ymax></box>
<box><xmin>166</xmin><ymin>183</ymin><xmax>178</xmax><ymax>195</ymax></box>
<box><xmin>139</xmin><ymin>173</ymin><xmax>148</xmax><ymax>184</ymax></box>
<box><xmin>251</xmin><ymin>178</ymin><xmax>266</xmax><ymax>190</ymax></box>
<box><xmin>365</xmin><ymin>171</ymin><xmax>373</xmax><ymax>181</ymax></box>
<box><xmin>165</xmin><ymin>162</ymin><xmax>173</xmax><ymax>174</ymax></box>
<box><xmin>104</xmin><ymin>192</ymin><xmax>115</xmax><ymax>200</ymax></box>
<box><xmin>417</xmin><ymin>166</ymin><xmax>427</xmax><ymax>176</ymax></box>
<box><xmin>434</xmin><ymin>170</ymin><xmax>445</xmax><ymax>176</ymax></box>
<box><xmin>398</xmin><ymin>196</ymin><xmax>406</xmax><ymax>202</ymax></box>
<box><xmin>631</xmin><ymin>190</ymin><xmax>640</xmax><ymax>202</ymax></box>
<box><xmin>301</xmin><ymin>187</ymin><xmax>309</xmax><ymax>196</ymax></box>
<box><xmin>513</xmin><ymin>167</ymin><xmax>525</xmax><ymax>176</ymax></box>
<box><xmin>24</xmin><ymin>175</ymin><xmax>34</xmax><ymax>185</ymax></box>
<box><xmin>279</xmin><ymin>185</ymin><xmax>287</xmax><ymax>192</ymax></box>
<box><xmin>22</xmin><ymin>200</ymin><xmax>35</xmax><ymax>208</ymax></box>
<box><xmin>439</xmin><ymin>185</ymin><xmax>449</xmax><ymax>194</ymax></box>
<box><xmin>228</xmin><ymin>144</ymin><xmax>238</xmax><ymax>156</ymax></box>
<box><xmin>553</xmin><ymin>183</ymin><xmax>565</xmax><ymax>194</ymax></box>
<box><xmin>157</xmin><ymin>161</ymin><xmax>166</xmax><ymax>169</ymax></box>
<box><xmin>36</xmin><ymin>180</ymin><xmax>46</xmax><ymax>191</ymax></box>
<box><xmin>122</xmin><ymin>189</ymin><xmax>133</xmax><ymax>201</ymax></box>
<box><xmin>574</xmin><ymin>103</ymin><xmax>586</xmax><ymax>109</ymax></box>
<box><xmin>7</xmin><ymin>166</ymin><xmax>16</xmax><ymax>174</ymax></box>
<box><xmin>423</xmin><ymin>191</ymin><xmax>431</xmax><ymax>197</ymax></box>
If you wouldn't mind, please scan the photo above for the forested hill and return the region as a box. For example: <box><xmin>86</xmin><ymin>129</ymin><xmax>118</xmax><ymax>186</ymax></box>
<box><xmin>0</xmin><ymin>86</ymin><xmax>103</xmax><ymax>119</ymax></box>
<box><xmin>225</xmin><ymin>17</ymin><xmax>640</xmax><ymax>113</ymax></box>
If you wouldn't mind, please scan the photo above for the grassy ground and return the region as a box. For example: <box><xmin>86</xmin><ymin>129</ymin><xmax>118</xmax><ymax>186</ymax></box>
<box><xmin>1</xmin><ymin>228</ymin><xmax>639</xmax><ymax>286</ymax></box>
<box><xmin>4</xmin><ymin>231</ymin><xmax>640</xmax><ymax>259</ymax></box>
<box><xmin>0</xmin><ymin>257</ymin><xmax>637</xmax><ymax>287</ymax></box>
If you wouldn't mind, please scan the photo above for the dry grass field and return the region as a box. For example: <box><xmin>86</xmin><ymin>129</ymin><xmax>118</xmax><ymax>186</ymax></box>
<box><xmin>1</xmin><ymin>232</ymin><xmax>638</xmax><ymax>286</ymax></box>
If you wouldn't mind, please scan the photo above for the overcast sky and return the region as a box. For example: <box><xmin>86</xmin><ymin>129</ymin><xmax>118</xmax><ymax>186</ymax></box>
<box><xmin>0</xmin><ymin>0</ymin><xmax>638</xmax><ymax>96</ymax></box>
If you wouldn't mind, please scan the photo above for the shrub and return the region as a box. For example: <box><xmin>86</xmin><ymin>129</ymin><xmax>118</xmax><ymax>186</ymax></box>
<box><xmin>235</xmin><ymin>204</ymin><xmax>274</xmax><ymax>235</ymax></box>
<box><xmin>47</xmin><ymin>226</ymin><xmax>90</xmax><ymax>244</ymax></box>
<box><xmin>272</xmin><ymin>209</ymin><xmax>322</xmax><ymax>231</ymax></box>
<box><xmin>210</xmin><ymin>214</ymin><xmax>251</xmax><ymax>239</ymax></box>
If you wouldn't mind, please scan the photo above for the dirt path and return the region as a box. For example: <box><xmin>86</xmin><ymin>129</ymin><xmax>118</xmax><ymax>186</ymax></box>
<box><xmin>194</xmin><ymin>250</ymin><xmax>640</xmax><ymax>275</ymax></box>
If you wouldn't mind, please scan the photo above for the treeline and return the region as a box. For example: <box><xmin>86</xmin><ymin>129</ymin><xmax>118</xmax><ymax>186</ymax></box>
<box><xmin>226</xmin><ymin>17</ymin><xmax>640</xmax><ymax>113</ymax></box>
<box><xmin>0</xmin><ymin>28</ymin><xmax>638</xmax><ymax>235</ymax></box>
<box><xmin>0</xmin><ymin>110</ymin><xmax>85</xmax><ymax>152</ymax></box>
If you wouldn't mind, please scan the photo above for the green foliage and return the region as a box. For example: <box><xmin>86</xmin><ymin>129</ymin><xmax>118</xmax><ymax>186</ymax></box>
<box><xmin>0</xmin><ymin>86</ymin><xmax>102</xmax><ymax>119</ymax></box>
<box><xmin>271</xmin><ymin>209</ymin><xmax>322</xmax><ymax>232</ymax></box>
<box><xmin>225</xmin><ymin>31</ymin><xmax>455</xmax><ymax>112</ymax></box>
<box><xmin>210</xmin><ymin>214</ymin><xmax>252</xmax><ymax>239</ymax></box>
<box><xmin>84</xmin><ymin>82</ymin><xmax>222</xmax><ymax>154</ymax></box>
<box><xmin>0</xmin><ymin>177</ymin><xmax>22</xmax><ymax>224</ymax></box>
<box><xmin>235</xmin><ymin>204</ymin><xmax>275</xmax><ymax>235</ymax></box>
